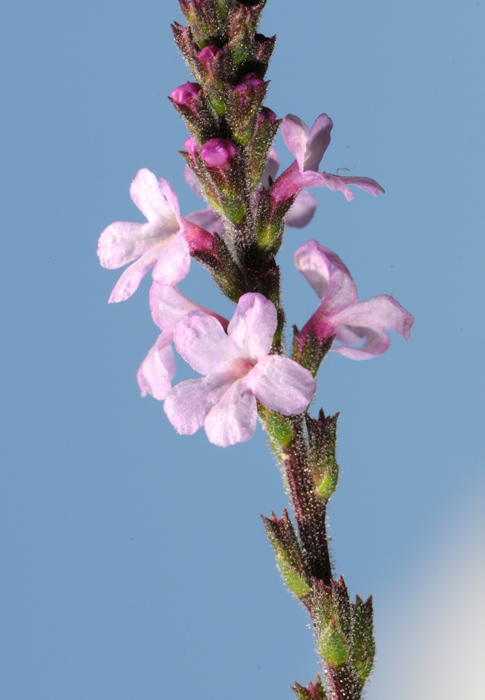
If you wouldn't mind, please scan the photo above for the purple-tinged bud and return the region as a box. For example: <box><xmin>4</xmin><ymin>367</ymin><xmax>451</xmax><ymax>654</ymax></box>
<box><xmin>200</xmin><ymin>138</ymin><xmax>236</xmax><ymax>168</ymax></box>
<box><xmin>235</xmin><ymin>72</ymin><xmax>265</xmax><ymax>92</ymax></box>
<box><xmin>170</xmin><ymin>82</ymin><xmax>202</xmax><ymax>106</ymax></box>
<box><xmin>197</xmin><ymin>44</ymin><xmax>223</xmax><ymax>67</ymax></box>
<box><xmin>258</xmin><ymin>107</ymin><xmax>277</xmax><ymax>124</ymax></box>
<box><xmin>184</xmin><ymin>135</ymin><xmax>199</xmax><ymax>156</ymax></box>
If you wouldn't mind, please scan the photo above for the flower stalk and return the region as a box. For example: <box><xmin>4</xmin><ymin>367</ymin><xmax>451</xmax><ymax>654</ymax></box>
<box><xmin>97</xmin><ymin>1</ymin><xmax>413</xmax><ymax>697</ymax></box>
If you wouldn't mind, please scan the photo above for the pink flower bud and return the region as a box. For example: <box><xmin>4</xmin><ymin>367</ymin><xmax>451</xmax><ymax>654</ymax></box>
<box><xmin>235</xmin><ymin>72</ymin><xmax>265</xmax><ymax>92</ymax></box>
<box><xmin>258</xmin><ymin>107</ymin><xmax>277</xmax><ymax>124</ymax></box>
<box><xmin>184</xmin><ymin>136</ymin><xmax>199</xmax><ymax>156</ymax></box>
<box><xmin>197</xmin><ymin>45</ymin><xmax>223</xmax><ymax>66</ymax></box>
<box><xmin>200</xmin><ymin>138</ymin><xmax>236</xmax><ymax>168</ymax></box>
<box><xmin>170</xmin><ymin>82</ymin><xmax>201</xmax><ymax>106</ymax></box>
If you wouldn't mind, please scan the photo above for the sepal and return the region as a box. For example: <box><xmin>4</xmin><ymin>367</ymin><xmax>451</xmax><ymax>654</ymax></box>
<box><xmin>291</xmin><ymin>676</ymin><xmax>327</xmax><ymax>700</ymax></box>
<box><xmin>292</xmin><ymin>326</ymin><xmax>334</xmax><ymax>377</ymax></box>
<box><xmin>351</xmin><ymin>594</ymin><xmax>375</xmax><ymax>688</ymax></box>
<box><xmin>312</xmin><ymin>577</ymin><xmax>352</xmax><ymax>667</ymax></box>
<box><xmin>305</xmin><ymin>410</ymin><xmax>339</xmax><ymax>501</ymax></box>
<box><xmin>262</xmin><ymin>510</ymin><xmax>311</xmax><ymax>599</ymax></box>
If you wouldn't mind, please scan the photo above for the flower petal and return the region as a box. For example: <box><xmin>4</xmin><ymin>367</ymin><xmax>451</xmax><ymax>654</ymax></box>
<box><xmin>185</xmin><ymin>207</ymin><xmax>226</xmax><ymax>237</ymax></box>
<box><xmin>173</xmin><ymin>311</ymin><xmax>240</xmax><ymax>375</ymax></box>
<box><xmin>137</xmin><ymin>332</ymin><xmax>175</xmax><ymax>400</ymax></box>
<box><xmin>248</xmin><ymin>355</ymin><xmax>316</xmax><ymax>415</ymax></box>
<box><xmin>333</xmin><ymin>325</ymin><xmax>391</xmax><ymax>359</ymax></box>
<box><xmin>331</xmin><ymin>294</ymin><xmax>414</xmax><ymax>358</ymax></box>
<box><xmin>204</xmin><ymin>379</ymin><xmax>257</xmax><ymax>447</ymax></box>
<box><xmin>107</xmin><ymin>245</ymin><xmax>163</xmax><ymax>303</ymax></box>
<box><xmin>130</xmin><ymin>169</ymin><xmax>179</xmax><ymax>230</ymax></box>
<box><xmin>304</xmin><ymin>114</ymin><xmax>333</xmax><ymax>172</ymax></box>
<box><xmin>149</xmin><ymin>283</ymin><xmax>201</xmax><ymax>330</ymax></box>
<box><xmin>227</xmin><ymin>293</ymin><xmax>277</xmax><ymax>359</ymax></box>
<box><xmin>286</xmin><ymin>189</ymin><xmax>318</xmax><ymax>228</ymax></box>
<box><xmin>97</xmin><ymin>221</ymin><xmax>160</xmax><ymax>269</ymax></box>
<box><xmin>281</xmin><ymin>114</ymin><xmax>310</xmax><ymax>170</ymax></box>
<box><xmin>184</xmin><ymin>165</ymin><xmax>204</xmax><ymax>200</ymax></box>
<box><xmin>294</xmin><ymin>239</ymin><xmax>332</xmax><ymax>299</ymax></box>
<box><xmin>338</xmin><ymin>175</ymin><xmax>385</xmax><ymax>197</ymax></box>
<box><xmin>164</xmin><ymin>375</ymin><xmax>230</xmax><ymax>435</ymax></box>
<box><xmin>151</xmin><ymin>232</ymin><xmax>190</xmax><ymax>286</ymax></box>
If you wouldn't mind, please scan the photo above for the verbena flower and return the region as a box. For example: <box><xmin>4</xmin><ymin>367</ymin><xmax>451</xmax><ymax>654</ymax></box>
<box><xmin>295</xmin><ymin>240</ymin><xmax>414</xmax><ymax>359</ymax></box>
<box><xmin>164</xmin><ymin>292</ymin><xmax>317</xmax><ymax>446</ymax></box>
<box><xmin>97</xmin><ymin>168</ymin><xmax>212</xmax><ymax>302</ymax></box>
<box><xmin>271</xmin><ymin>113</ymin><xmax>385</xmax><ymax>204</ymax></box>
<box><xmin>137</xmin><ymin>282</ymin><xmax>228</xmax><ymax>401</ymax></box>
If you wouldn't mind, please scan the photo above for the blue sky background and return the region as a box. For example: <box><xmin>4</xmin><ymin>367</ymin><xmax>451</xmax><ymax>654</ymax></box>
<box><xmin>2</xmin><ymin>1</ymin><xmax>484</xmax><ymax>698</ymax></box>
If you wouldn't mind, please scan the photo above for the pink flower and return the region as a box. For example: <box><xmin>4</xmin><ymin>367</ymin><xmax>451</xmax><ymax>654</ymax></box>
<box><xmin>97</xmin><ymin>169</ymin><xmax>212</xmax><ymax>303</ymax></box>
<box><xmin>164</xmin><ymin>293</ymin><xmax>317</xmax><ymax>447</ymax></box>
<box><xmin>271</xmin><ymin>114</ymin><xmax>385</xmax><ymax>204</ymax></box>
<box><xmin>137</xmin><ymin>283</ymin><xmax>228</xmax><ymax>401</ymax></box>
<box><xmin>294</xmin><ymin>240</ymin><xmax>414</xmax><ymax>359</ymax></box>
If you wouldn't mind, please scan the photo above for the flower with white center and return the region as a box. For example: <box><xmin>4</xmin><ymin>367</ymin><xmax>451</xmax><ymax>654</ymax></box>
<box><xmin>295</xmin><ymin>240</ymin><xmax>414</xmax><ymax>359</ymax></box>
<box><xmin>164</xmin><ymin>293</ymin><xmax>317</xmax><ymax>447</ymax></box>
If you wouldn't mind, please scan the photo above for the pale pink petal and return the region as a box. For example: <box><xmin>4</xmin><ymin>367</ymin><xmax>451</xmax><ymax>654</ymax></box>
<box><xmin>157</xmin><ymin>178</ymin><xmax>184</xmax><ymax>228</ymax></box>
<box><xmin>137</xmin><ymin>333</ymin><xmax>175</xmax><ymax>400</ymax></box>
<box><xmin>333</xmin><ymin>325</ymin><xmax>391</xmax><ymax>360</ymax></box>
<box><xmin>304</xmin><ymin>114</ymin><xmax>333</xmax><ymax>172</ymax></box>
<box><xmin>260</xmin><ymin>148</ymin><xmax>280</xmax><ymax>186</ymax></box>
<box><xmin>164</xmin><ymin>375</ymin><xmax>230</xmax><ymax>435</ymax></box>
<box><xmin>129</xmin><ymin>169</ymin><xmax>176</xmax><ymax>225</ymax></box>
<box><xmin>185</xmin><ymin>208</ymin><xmax>226</xmax><ymax>237</ymax></box>
<box><xmin>338</xmin><ymin>175</ymin><xmax>384</xmax><ymax>197</ymax></box>
<box><xmin>108</xmin><ymin>246</ymin><xmax>163</xmax><ymax>303</ymax></box>
<box><xmin>227</xmin><ymin>292</ymin><xmax>277</xmax><ymax>359</ymax></box>
<box><xmin>184</xmin><ymin>166</ymin><xmax>204</xmax><ymax>199</ymax></box>
<box><xmin>150</xmin><ymin>283</ymin><xmax>203</xmax><ymax>330</ymax></box>
<box><xmin>248</xmin><ymin>355</ymin><xmax>316</xmax><ymax>415</ymax></box>
<box><xmin>173</xmin><ymin>311</ymin><xmax>240</xmax><ymax>375</ymax></box>
<box><xmin>317</xmin><ymin>173</ymin><xmax>354</xmax><ymax>201</ymax></box>
<box><xmin>204</xmin><ymin>379</ymin><xmax>257</xmax><ymax>447</ymax></box>
<box><xmin>295</xmin><ymin>240</ymin><xmax>358</xmax><ymax>312</ymax></box>
<box><xmin>294</xmin><ymin>240</ymin><xmax>332</xmax><ymax>299</ymax></box>
<box><xmin>97</xmin><ymin>221</ymin><xmax>160</xmax><ymax>269</ymax></box>
<box><xmin>151</xmin><ymin>232</ymin><xmax>190</xmax><ymax>286</ymax></box>
<box><xmin>281</xmin><ymin>114</ymin><xmax>310</xmax><ymax>170</ymax></box>
<box><xmin>286</xmin><ymin>190</ymin><xmax>318</xmax><ymax>228</ymax></box>
<box><xmin>335</xmin><ymin>295</ymin><xmax>413</xmax><ymax>338</ymax></box>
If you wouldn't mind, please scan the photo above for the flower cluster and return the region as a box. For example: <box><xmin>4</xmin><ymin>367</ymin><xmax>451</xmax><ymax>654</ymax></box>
<box><xmin>97</xmin><ymin>0</ymin><xmax>413</xmax><ymax>448</ymax></box>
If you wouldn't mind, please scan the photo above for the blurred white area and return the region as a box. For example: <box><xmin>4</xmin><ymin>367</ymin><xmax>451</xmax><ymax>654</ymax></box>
<box><xmin>372</xmin><ymin>484</ymin><xmax>485</xmax><ymax>699</ymax></box>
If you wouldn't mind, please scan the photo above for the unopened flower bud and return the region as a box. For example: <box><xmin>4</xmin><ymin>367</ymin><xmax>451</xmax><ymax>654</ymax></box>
<box><xmin>235</xmin><ymin>72</ymin><xmax>265</xmax><ymax>92</ymax></box>
<box><xmin>170</xmin><ymin>81</ymin><xmax>202</xmax><ymax>106</ymax></box>
<box><xmin>258</xmin><ymin>106</ymin><xmax>277</xmax><ymax>124</ymax></box>
<box><xmin>200</xmin><ymin>138</ymin><xmax>236</xmax><ymax>168</ymax></box>
<box><xmin>197</xmin><ymin>44</ymin><xmax>223</xmax><ymax>68</ymax></box>
<box><xmin>184</xmin><ymin>135</ymin><xmax>199</xmax><ymax>156</ymax></box>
